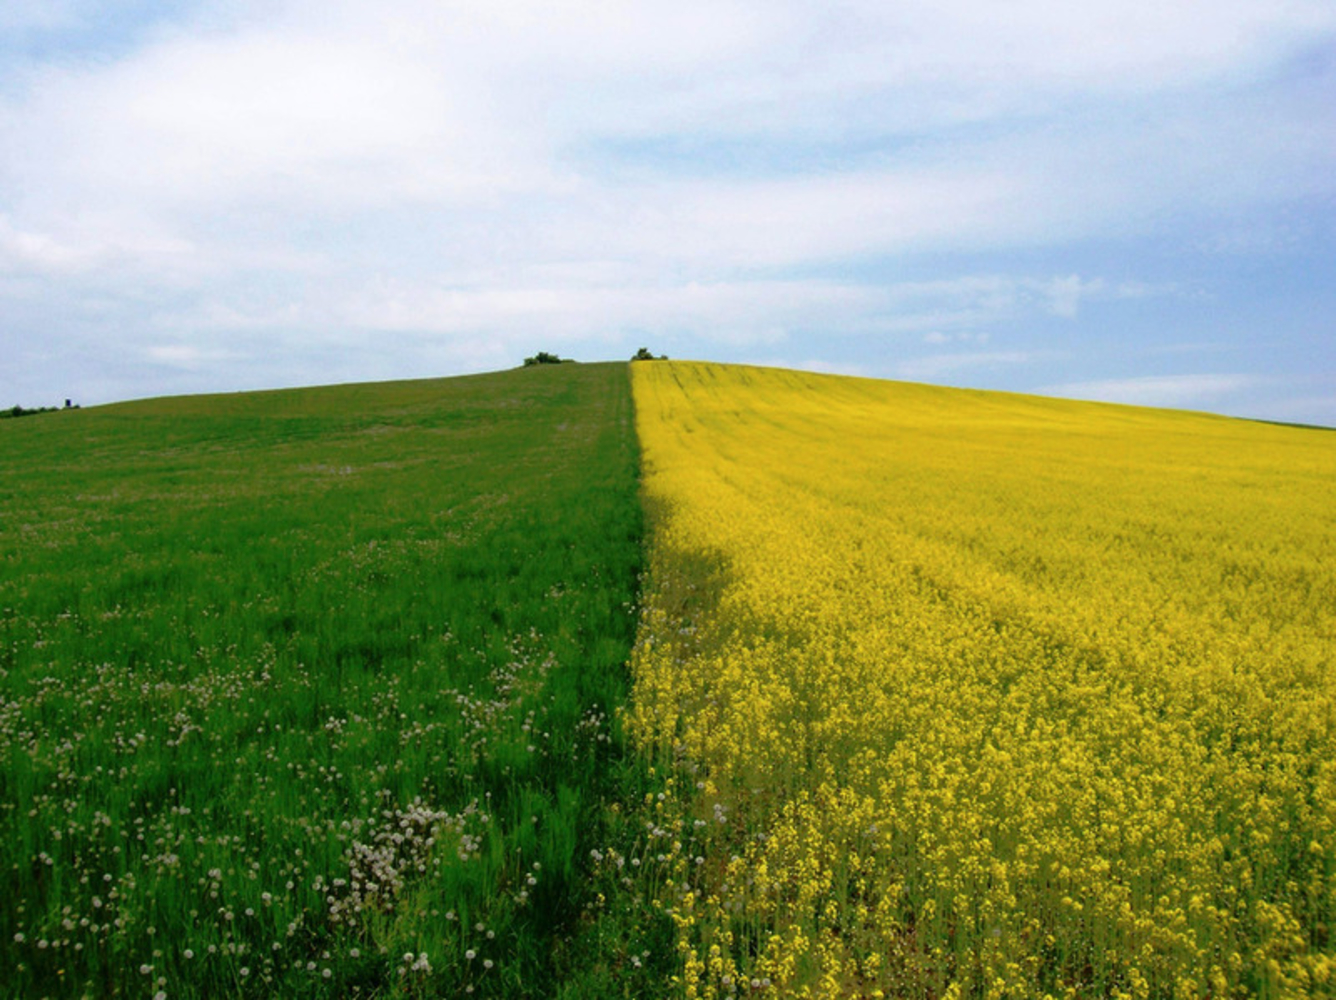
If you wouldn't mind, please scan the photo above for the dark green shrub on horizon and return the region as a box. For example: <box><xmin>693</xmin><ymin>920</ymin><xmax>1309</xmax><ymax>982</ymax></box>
<box><xmin>523</xmin><ymin>351</ymin><xmax>568</xmax><ymax>366</ymax></box>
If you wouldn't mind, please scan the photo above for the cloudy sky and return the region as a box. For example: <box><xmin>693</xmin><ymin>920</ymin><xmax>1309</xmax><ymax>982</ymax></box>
<box><xmin>2</xmin><ymin>1</ymin><xmax>1333</xmax><ymax>422</ymax></box>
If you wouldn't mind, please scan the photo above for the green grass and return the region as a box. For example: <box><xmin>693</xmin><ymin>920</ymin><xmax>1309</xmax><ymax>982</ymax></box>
<box><xmin>0</xmin><ymin>363</ymin><xmax>667</xmax><ymax>998</ymax></box>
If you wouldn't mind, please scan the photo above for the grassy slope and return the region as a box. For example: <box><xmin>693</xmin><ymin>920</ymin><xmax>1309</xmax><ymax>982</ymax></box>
<box><xmin>629</xmin><ymin>361</ymin><xmax>1336</xmax><ymax>999</ymax></box>
<box><xmin>0</xmin><ymin>363</ymin><xmax>655</xmax><ymax>998</ymax></box>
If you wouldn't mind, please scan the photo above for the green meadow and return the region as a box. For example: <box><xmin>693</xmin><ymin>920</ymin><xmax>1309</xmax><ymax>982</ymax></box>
<box><xmin>0</xmin><ymin>363</ymin><xmax>667</xmax><ymax>998</ymax></box>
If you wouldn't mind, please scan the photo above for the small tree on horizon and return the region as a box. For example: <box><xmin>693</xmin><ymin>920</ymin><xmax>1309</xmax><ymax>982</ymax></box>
<box><xmin>523</xmin><ymin>351</ymin><xmax>566</xmax><ymax>366</ymax></box>
<box><xmin>631</xmin><ymin>347</ymin><xmax>667</xmax><ymax>361</ymax></box>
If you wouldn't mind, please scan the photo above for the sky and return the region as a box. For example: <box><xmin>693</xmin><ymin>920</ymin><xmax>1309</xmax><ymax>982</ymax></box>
<box><xmin>1</xmin><ymin>1</ymin><xmax>1334</xmax><ymax>423</ymax></box>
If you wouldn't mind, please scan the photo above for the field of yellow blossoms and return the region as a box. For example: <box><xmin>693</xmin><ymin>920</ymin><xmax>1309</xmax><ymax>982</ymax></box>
<box><xmin>627</xmin><ymin>361</ymin><xmax>1336</xmax><ymax>1000</ymax></box>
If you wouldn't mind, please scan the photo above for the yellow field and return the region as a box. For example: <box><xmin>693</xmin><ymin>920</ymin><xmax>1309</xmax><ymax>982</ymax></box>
<box><xmin>628</xmin><ymin>361</ymin><xmax>1336</xmax><ymax>999</ymax></box>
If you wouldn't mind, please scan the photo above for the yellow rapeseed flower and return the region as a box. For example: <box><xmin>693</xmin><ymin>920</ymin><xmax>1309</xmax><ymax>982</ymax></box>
<box><xmin>630</xmin><ymin>361</ymin><xmax>1336</xmax><ymax>999</ymax></box>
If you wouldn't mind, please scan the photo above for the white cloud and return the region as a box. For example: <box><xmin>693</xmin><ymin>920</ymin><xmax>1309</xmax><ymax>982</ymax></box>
<box><xmin>0</xmin><ymin>211</ymin><xmax>196</xmax><ymax>276</ymax></box>
<box><xmin>875</xmin><ymin>274</ymin><xmax>1144</xmax><ymax>335</ymax></box>
<box><xmin>336</xmin><ymin>275</ymin><xmax>883</xmax><ymax>346</ymax></box>
<box><xmin>6</xmin><ymin>31</ymin><xmax>545</xmax><ymax>216</ymax></box>
<box><xmin>4</xmin><ymin>1</ymin><xmax>1331</xmax><ymax>230</ymax></box>
<box><xmin>0</xmin><ymin>214</ymin><xmax>93</xmax><ymax>271</ymax></box>
<box><xmin>1038</xmin><ymin>275</ymin><xmax>1105</xmax><ymax>319</ymax></box>
<box><xmin>0</xmin><ymin>2</ymin><xmax>79</xmax><ymax>32</ymax></box>
<box><xmin>777</xmin><ymin>359</ymin><xmax>878</xmax><ymax>379</ymax></box>
<box><xmin>560</xmin><ymin>170</ymin><xmax>1024</xmax><ymax>269</ymax></box>
<box><xmin>144</xmin><ymin>343</ymin><xmax>243</xmax><ymax>370</ymax></box>
<box><xmin>924</xmin><ymin>331</ymin><xmax>990</xmax><ymax>346</ymax></box>
<box><xmin>895</xmin><ymin>351</ymin><xmax>1053</xmax><ymax>380</ymax></box>
<box><xmin>1041</xmin><ymin>374</ymin><xmax>1261</xmax><ymax>408</ymax></box>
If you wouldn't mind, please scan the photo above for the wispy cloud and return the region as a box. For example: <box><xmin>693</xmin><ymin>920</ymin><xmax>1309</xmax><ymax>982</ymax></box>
<box><xmin>1041</xmin><ymin>374</ymin><xmax>1261</xmax><ymax>408</ymax></box>
<box><xmin>144</xmin><ymin>343</ymin><xmax>244</xmax><ymax>371</ymax></box>
<box><xmin>924</xmin><ymin>331</ymin><xmax>990</xmax><ymax>346</ymax></box>
<box><xmin>896</xmin><ymin>351</ymin><xmax>1055</xmax><ymax>381</ymax></box>
<box><xmin>0</xmin><ymin>1</ymin><xmax>87</xmax><ymax>35</ymax></box>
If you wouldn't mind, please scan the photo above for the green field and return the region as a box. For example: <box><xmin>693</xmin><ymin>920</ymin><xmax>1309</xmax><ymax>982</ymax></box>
<box><xmin>0</xmin><ymin>363</ymin><xmax>667</xmax><ymax>998</ymax></box>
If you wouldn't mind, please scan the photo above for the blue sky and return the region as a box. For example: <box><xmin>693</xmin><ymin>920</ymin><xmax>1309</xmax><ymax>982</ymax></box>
<box><xmin>2</xmin><ymin>1</ymin><xmax>1334</xmax><ymax>423</ymax></box>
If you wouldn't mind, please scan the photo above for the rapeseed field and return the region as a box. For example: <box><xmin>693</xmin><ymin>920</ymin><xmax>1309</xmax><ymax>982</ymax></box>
<box><xmin>629</xmin><ymin>361</ymin><xmax>1336</xmax><ymax>999</ymax></box>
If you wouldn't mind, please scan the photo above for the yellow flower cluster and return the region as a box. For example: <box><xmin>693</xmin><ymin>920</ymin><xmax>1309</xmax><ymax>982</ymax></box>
<box><xmin>629</xmin><ymin>361</ymin><xmax>1336</xmax><ymax>999</ymax></box>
